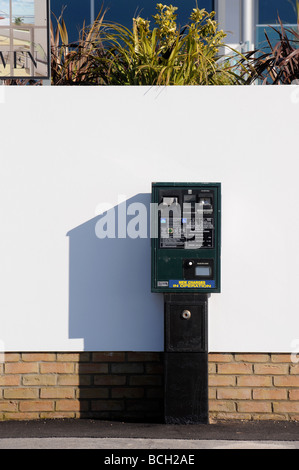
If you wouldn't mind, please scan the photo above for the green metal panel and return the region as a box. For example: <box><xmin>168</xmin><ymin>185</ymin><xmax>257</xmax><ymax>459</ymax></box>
<box><xmin>151</xmin><ymin>182</ymin><xmax>221</xmax><ymax>293</ymax></box>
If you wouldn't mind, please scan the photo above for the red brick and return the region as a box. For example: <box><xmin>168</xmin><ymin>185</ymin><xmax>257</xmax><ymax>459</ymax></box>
<box><xmin>209</xmin><ymin>400</ymin><xmax>236</xmax><ymax>412</ymax></box>
<box><xmin>209</xmin><ymin>375</ymin><xmax>235</xmax><ymax>386</ymax></box>
<box><xmin>55</xmin><ymin>400</ymin><xmax>81</xmax><ymax>411</ymax></box>
<box><xmin>22</xmin><ymin>374</ymin><xmax>56</xmax><ymax>386</ymax></box>
<box><xmin>271</xmin><ymin>354</ymin><xmax>291</xmax><ymax>363</ymax></box>
<box><xmin>274</xmin><ymin>376</ymin><xmax>299</xmax><ymax>387</ymax></box>
<box><xmin>3</xmin><ymin>412</ymin><xmax>39</xmax><ymax>420</ymax></box>
<box><xmin>78</xmin><ymin>388</ymin><xmax>109</xmax><ymax>399</ymax></box>
<box><xmin>250</xmin><ymin>413</ymin><xmax>287</xmax><ymax>421</ymax></box>
<box><xmin>40</xmin><ymin>411</ymin><xmax>76</xmax><ymax>419</ymax></box>
<box><xmin>94</xmin><ymin>375</ymin><xmax>126</xmax><ymax>386</ymax></box>
<box><xmin>0</xmin><ymin>375</ymin><xmax>20</xmax><ymax>386</ymax></box>
<box><xmin>0</xmin><ymin>401</ymin><xmax>18</xmax><ymax>411</ymax></box>
<box><xmin>218</xmin><ymin>363</ymin><xmax>252</xmax><ymax>374</ymax></box>
<box><xmin>237</xmin><ymin>375</ymin><xmax>272</xmax><ymax>387</ymax></box>
<box><xmin>57</xmin><ymin>374</ymin><xmax>90</xmax><ymax>386</ymax></box>
<box><xmin>253</xmin><ymin>389</ymin><xmax>287</xmax><ymax>400</ymax></box>
<box><xmin>210</xmin><ymin>412</ymin><xmax>252</xmax><ymax>422</ymax></box>
<box><xmin>289</xmin><ymin>390</ymin><xmax>299</xmax><ymax>400</ymax></box>
<box><xmin>4</xmin><ymin>354</ymin><xmax>20</xmax><ymax>362</ymax></box>
<box><xmin>19</xmin><ymin>401</ymin><xmax>54</xmax><ymax>412</ymax></box>
<box><xmin>290</xmin><ymin>364</ymin><xmax>299</xmax><ymax>374</ymax></box>
<box><xmin>254</xmin><ymin>364</ymin><xmax>289</xmax><ymax>375</ymax></box>
<box><xmin>76</xmin><ymin>363</ymin><xmax>108</xmax><ymax>374</ymax></box>
<box><xmin>40</xmin><ymin>388</ymin><xmax>75</xmax><ymax>399</ymax></box>
<box><xmin>57</xmin><ymin>353</ymin><xmax>90</xmax><ymax>362</ymax></box>
<box><xmin>5</xmin><ymin>363</ymin><xmax>38</xmax><ymax>374</ymax></box>
<box><xmin>4</xmin><ymin>388</ymin><xmax>39</xmax><ymax>399</ymax></box>
<box><xmin>273</xmin><ymin>402</ymin><xmax>299</xmax><ymax>413</ymax></box>
<box><xmin>235</xmin><ymin>354</ymin><xmax>270</xmax><ymax>363</ymax></box>
<box><xmin>209</xmin><ymin>354</ymin><xmax>234</xmax><ymax>363</ymax></box>
<box><xmin>127</xmin><ymin>352</ymin><xmax>160</xmax><ymax>362</ymax></box>
<box><xmin>217</xmin><ymin>388</ymin><xmax>251</xmax><ymax>400</ymax></box>
<box><xmin>22</xmin><ymin>353</ymin><xmax>56</xmax><ymax>362</ymax></box>
<box><xmin>111</xmin><ymin>363</ymin><xmax>143</xmax><ymax>374</ymax></box>
<box><xmin>40</xmin><ymin>363</ymin><xmax>74</xmax><ymax>374</ymax></box>
<box><xmin>237</xmin><ymin>401</ymin><xmax>272</xmax><ymax>413</ymax></box>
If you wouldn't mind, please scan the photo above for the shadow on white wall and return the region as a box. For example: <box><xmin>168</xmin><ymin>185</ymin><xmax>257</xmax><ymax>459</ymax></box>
<box><xmin>67</xmin><ymin>193</ymin><xmax>164</xmax><ymax>351</ymax></box>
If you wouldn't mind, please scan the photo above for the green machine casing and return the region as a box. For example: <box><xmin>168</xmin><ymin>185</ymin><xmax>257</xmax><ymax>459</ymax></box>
<box><xmin>151</xmin><ymin>182</ymin><xmax>221</xmax><ymax>294</ymax></box>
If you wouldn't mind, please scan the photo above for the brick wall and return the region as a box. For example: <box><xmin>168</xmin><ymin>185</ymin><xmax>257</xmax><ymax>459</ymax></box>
<box><xmin>0</xmin><ymin>352</ymin><xmax>298</xmax><ymax>422</ymax></box>
<box><xmin>209</xmin><ymin>353</ymin><xmax>299</xmax><ymax>422</ymax></box>
<box><xmin>0</xmin><ymin>352</ymin><xmax>164</xmax><ymax>421</ymax></box>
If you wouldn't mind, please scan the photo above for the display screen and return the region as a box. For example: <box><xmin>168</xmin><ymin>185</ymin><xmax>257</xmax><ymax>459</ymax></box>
<box><xmin>159</xmin><ymin>189</ymin><xmax>215</xmax><ymax>249</ymax></box>
<box><xmin>195</xmin><ymin>266</ymin><xmax>211</xmax><ymax>276</ymax></box>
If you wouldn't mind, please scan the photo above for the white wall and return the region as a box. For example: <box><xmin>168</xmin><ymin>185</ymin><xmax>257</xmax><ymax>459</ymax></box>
<box><xmin>1</xmin><ymin>85</ymin><xmax>299</xmax><ymax>352</ymax></box>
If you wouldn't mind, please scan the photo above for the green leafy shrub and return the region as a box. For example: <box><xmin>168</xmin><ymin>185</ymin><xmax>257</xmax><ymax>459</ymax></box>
<box><xmin>96</xmin><ymin>4</ymin><xmax>242</xmax><ymax>85</ymax></box>
<box><xmin>51</xmin><ymin>9</ymin><xmax>108</xmax><ymax>85</ymax></box>
<box><xmin>51</xmin><ymin>3</ymin><xmax>249</xmax><ymax>85</ymax></box>
<box><xmin>243</xmin><ymin>16</ymin><xmax>299</xmax><ymax>84</ymax></box>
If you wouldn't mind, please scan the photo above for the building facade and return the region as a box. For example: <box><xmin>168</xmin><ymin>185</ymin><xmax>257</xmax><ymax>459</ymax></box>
<box><xmin>51</xmin><ymin>0</ymin><xmax>298</xmax><ymax>51</ymax></box>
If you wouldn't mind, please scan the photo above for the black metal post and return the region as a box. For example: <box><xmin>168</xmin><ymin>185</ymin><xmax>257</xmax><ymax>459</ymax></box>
<box><xmin>164</xmin><ymin>293</ymin><xmax>209</xmax><ymax>424</ymax></box>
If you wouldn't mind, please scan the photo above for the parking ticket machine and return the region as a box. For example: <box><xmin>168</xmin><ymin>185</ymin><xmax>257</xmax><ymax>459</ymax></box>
<box><xmin>151</xmin><ymin>182</ymin><xmax>221</xmax><ymax>293</ymax></box>
<box><xmin>151</xmin><ymin>182</ymin><xmax>221</xmax><ymax>424</ymax></box>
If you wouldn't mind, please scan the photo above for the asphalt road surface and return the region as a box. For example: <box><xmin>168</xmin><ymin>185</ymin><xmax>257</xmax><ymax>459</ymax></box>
<box><xmin>0</xmin><ymin>419</ymin><xmax>299</xmax><ymax>449</ymax></box>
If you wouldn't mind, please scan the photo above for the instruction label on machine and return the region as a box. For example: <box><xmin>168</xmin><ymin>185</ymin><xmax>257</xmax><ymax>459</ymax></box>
<box><xmin>169</xmin><ymin>280</ymin><xmax>216</xmax><ymax>288</ymax></box>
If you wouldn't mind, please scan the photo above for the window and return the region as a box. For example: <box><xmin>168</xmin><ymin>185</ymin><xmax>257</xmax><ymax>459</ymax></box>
<box><xmin>51</xmin><ymin>0</ymin><xmax>90</xmax><ymax>43</ymax></box>
<box><xmin>0</xmin><ymin>0</ymin><xmax>49</xmax><ymax>78</ymax></box>
<box><xmin>259</xmin><ymin>0</ymin><xmax>296</xmax><ymax>24</ymax></box>
<box><xmin>101</xmin><ymin>0</ymin><xmax>215</xmax><ymax>27</ymax></box>
<box><xmin>256</xmin><ymin>0</ymin><xmax>297</xmax><ymax>51</ymax></box>
<box><xmin>51</xmin><ymin>0</ymin><xmax>215</xmax><ymax>42</ymax></box>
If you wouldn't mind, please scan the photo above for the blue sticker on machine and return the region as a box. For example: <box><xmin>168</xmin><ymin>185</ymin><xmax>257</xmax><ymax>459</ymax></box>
<box><xmin>169</xmin><ymin>280</ymin><xmax>216</xmax><ymax>288</ymax></box>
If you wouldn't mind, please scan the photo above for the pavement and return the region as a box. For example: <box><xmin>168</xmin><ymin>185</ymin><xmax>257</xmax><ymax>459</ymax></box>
<box><xmin>0</xmin><ymin>419</ymin><xmax>299</xmax><ymax>449</ymax></box>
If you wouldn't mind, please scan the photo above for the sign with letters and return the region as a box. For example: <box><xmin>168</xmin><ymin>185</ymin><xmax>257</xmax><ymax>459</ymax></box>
<box><xmin>0</xmin><ymin>0</ymin><xmax>49</xmax><ymax>79</ymax></box>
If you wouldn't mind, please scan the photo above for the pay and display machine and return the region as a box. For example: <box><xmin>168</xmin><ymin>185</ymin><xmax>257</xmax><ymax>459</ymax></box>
<box><xmin>151</xmin><ymin>182</ymin><xmax>221</xmax><ymax>293</ymax></box>
<box><xmin>151</xmin><ymin>182</ymin><xmax>221</xmax><ymax>424</ymax></box>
